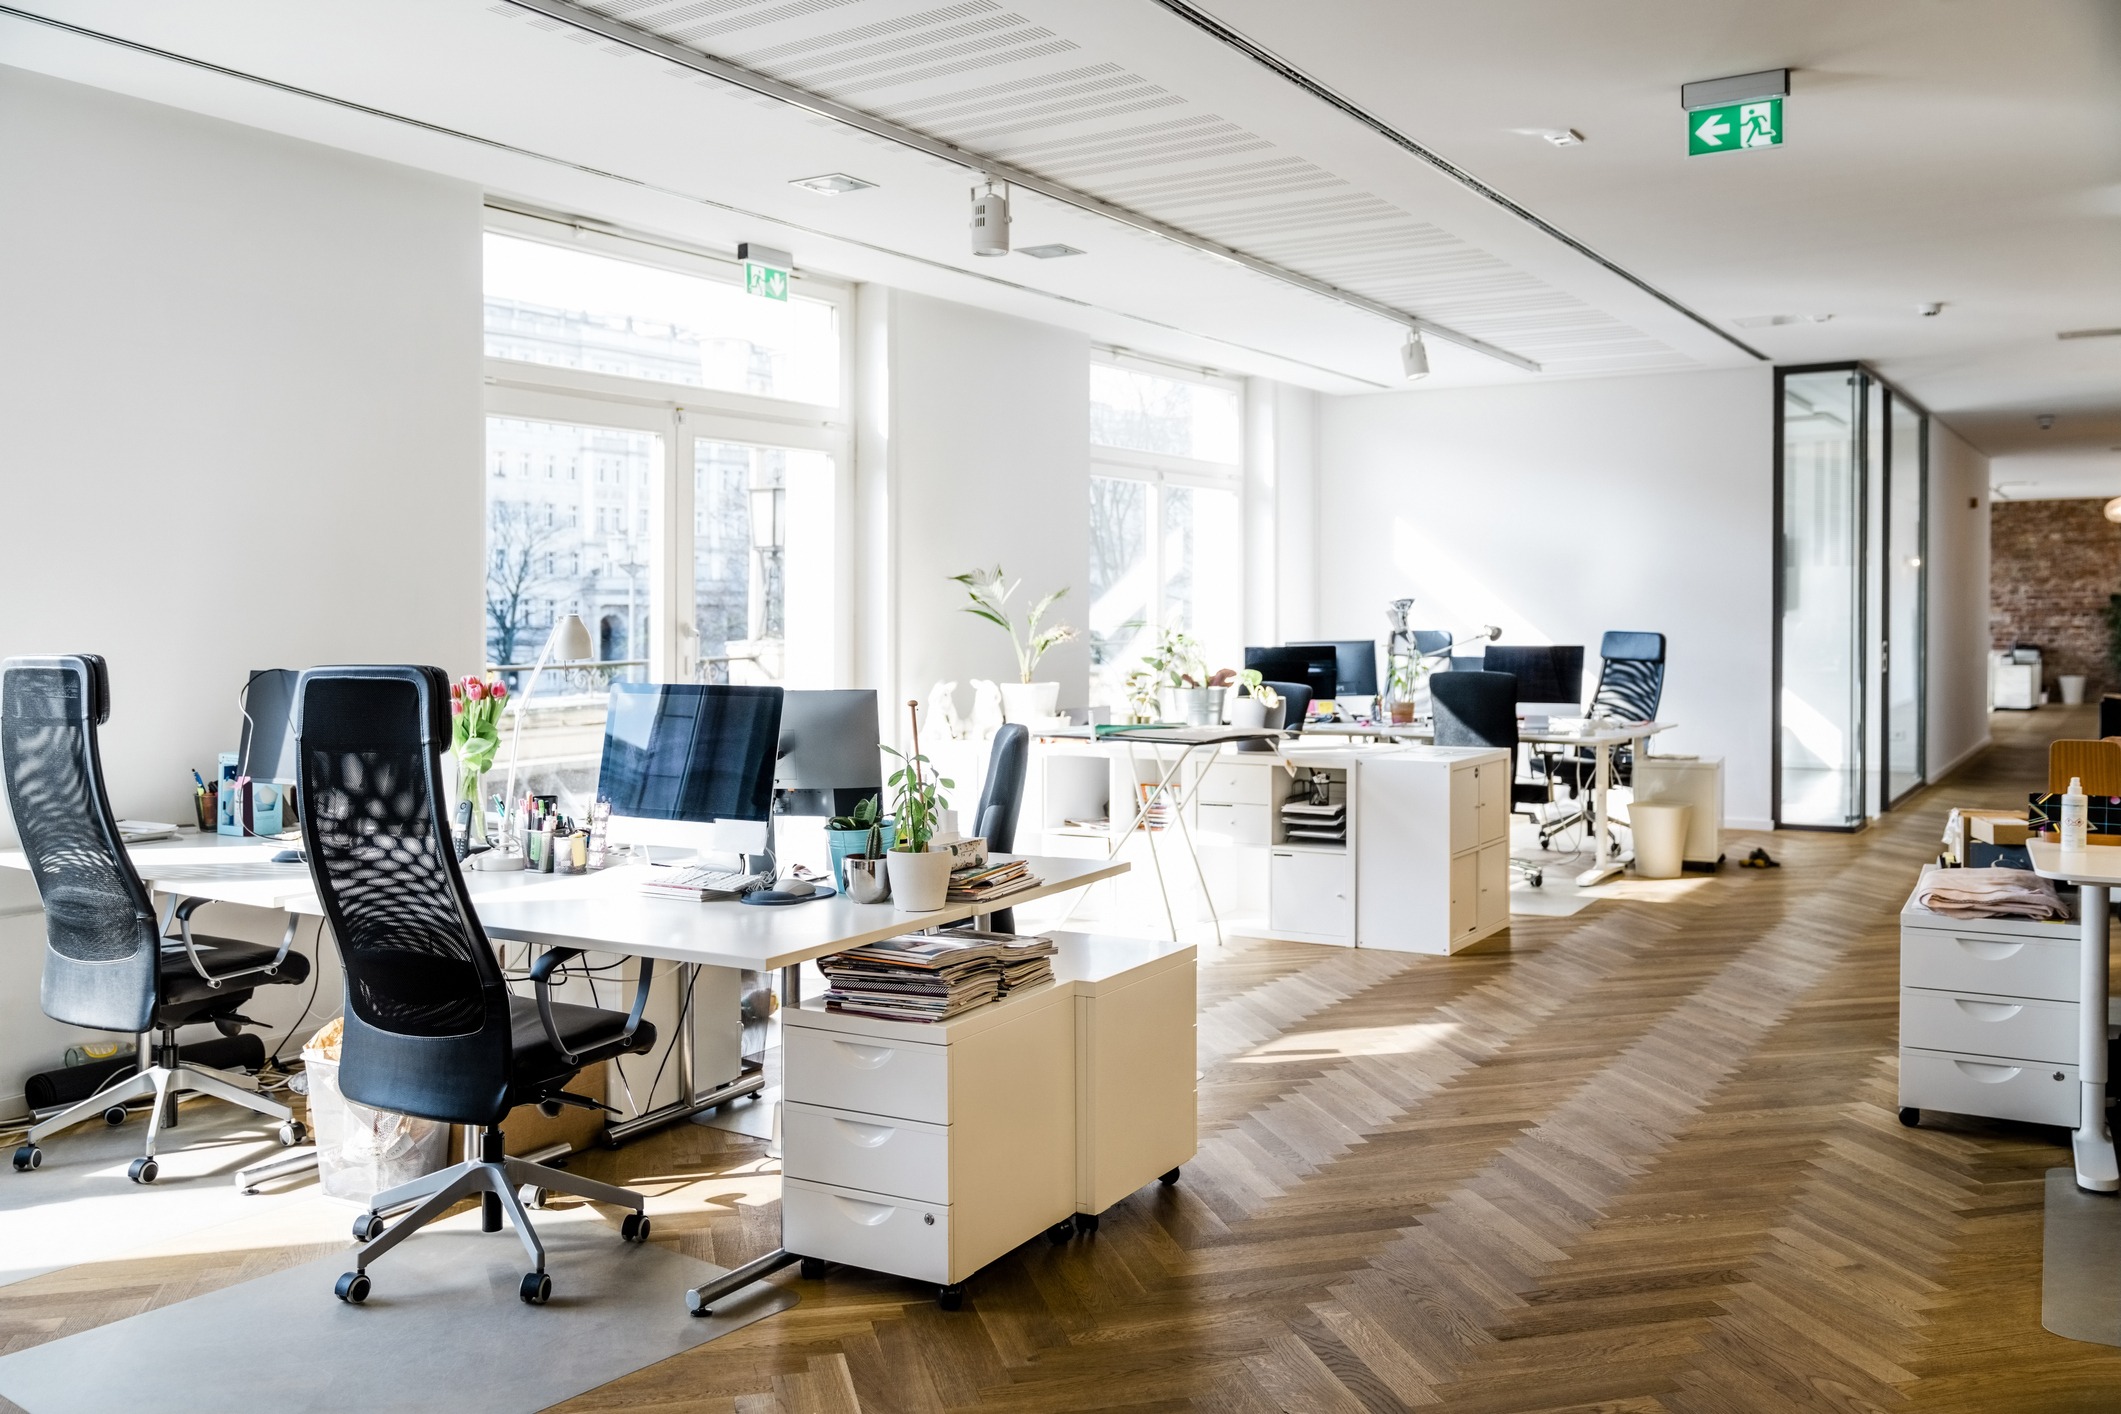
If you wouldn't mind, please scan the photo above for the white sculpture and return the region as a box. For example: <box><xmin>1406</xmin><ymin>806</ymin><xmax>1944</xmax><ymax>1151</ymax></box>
<box><xmin>920</xmin><ymin>680</ymin><xmax>968</xmax><ymax>741</ymax></box>
<box><xmin>968</xmin><ymin>679</ymin><xmax>1004</xmax><ymax>741</ymax></box>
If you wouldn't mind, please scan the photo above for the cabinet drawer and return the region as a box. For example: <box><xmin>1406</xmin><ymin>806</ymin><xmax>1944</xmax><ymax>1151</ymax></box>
<box><xmin>1198</xmin><ymin>761</ymin><xmax>1272</xmax><ymax>807</ymax></box>
<box><xmin>1197</xmin><ymin>801</ymin><xmax>1270</xmax><ymax>846</ymax></box>
<box><xmin>784</xmin><ymin>1027</ymin><xmax>950</xmax><ymax>1124</ymax></box>
<box><xmin>1900</xmin><ymin>988</ymin><xmax>2076</xmax><ymax>1065</ymax></box>
<box><xmin>783</xmin><ymin>1177</ymin><xmax>950</xmax><ymax>1285</ymax></box>
<box><xmin>1899</xmin><ymin>1047</ymin><xmax>2078</xmax><ymax>1128</ymax></box>
<box><xmin>1270</xmin><ymin>849</ymin><xmax>1352</xmax><ymax>939</ymax></box>
<box><xmin>1899</xmin><ymin>928</ymin><xmax>2079</xmax><ymax>1003</ymax></box>
<box><xmin>783</xmin><ymin>1100</ymin><xmax>950</xmax><ymax>1203</ymax></box>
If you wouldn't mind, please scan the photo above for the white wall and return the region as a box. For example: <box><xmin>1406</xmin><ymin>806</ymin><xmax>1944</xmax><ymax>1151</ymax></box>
<box><xmin>1927</xmin><ymin>423</ymin><xmax>1993</xmax><ymax>776</ymax></box>
<box><xmin>868</xmin><ymin>289</ymin><xmax>1090</xmax><ymax>740</ymax></box>
<box><xmin>0</xmin><ymin>68</ymin><xmax>483</xmax><ymax>1115</ymax></box>
<box><xmin>1244</xmin><ymin>379</ymin><xmax>1320</xmax><ymax>645</ymax></box>
<box><xmin>1317</xmin><ymin>367</ymin><xmax>1777</xmax><ymax>826</ymax></box>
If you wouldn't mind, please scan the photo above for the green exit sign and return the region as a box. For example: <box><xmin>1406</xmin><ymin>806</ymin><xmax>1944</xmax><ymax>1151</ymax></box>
<box><xmin>1689</xmin><ymin>97</ymin><xmax>1783</xmax><ymax>155</ymax></box>
<box><xmin>744</xmin><ymin>261</ymin><xmax>788</xmax><ymax>301</ymax></box>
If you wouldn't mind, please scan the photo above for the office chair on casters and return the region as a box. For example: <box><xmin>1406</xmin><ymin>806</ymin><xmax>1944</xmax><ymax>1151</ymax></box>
<box><xmin>3</xmin><ymin>655</ymin><xmax>309</xmax><ymax>1182</ymax></box>
<box><xmin>1535</xmin><ymin>632</ymin><xmax>1667</xmax><ymax>851</ymax></box>
<box><xmin>294</xmin><ymin>665</ymin><xmax>658</xmax><ymax>1307</ymax></box>
<box><xmin>1429</xmin><ymin>670</ymin><xmax>1554</xmax><ymax>889</ymax></box>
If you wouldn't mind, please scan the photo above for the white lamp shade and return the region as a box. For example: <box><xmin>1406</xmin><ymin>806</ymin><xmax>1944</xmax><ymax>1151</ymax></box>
<box><xmin>1401</xmin><ymin>332</ymin><xmax>1430</xmax><ymax>381</ymax></box>
<box><xmin>549</xmin><ymin>613</ymin><xmax>593</xmax><ymax>662</ymax></box>
<box><xmin>2104</xmin><ymin>497</ymin><xmax>2121</xmax><ymax>524</ymax></box>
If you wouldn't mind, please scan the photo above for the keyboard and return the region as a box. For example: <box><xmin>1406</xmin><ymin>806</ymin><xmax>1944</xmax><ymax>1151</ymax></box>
<box><xmin>638</xmin><ymin>864</ymin><xmax>770</xmax><ymax>900</ymax></box>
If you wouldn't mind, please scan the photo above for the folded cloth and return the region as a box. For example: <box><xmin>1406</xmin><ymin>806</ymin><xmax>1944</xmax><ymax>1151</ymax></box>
<box><xmin>1913</xmin><ymin>867</ymin><xmax>2069</xmax><ymax>921</ymax></box>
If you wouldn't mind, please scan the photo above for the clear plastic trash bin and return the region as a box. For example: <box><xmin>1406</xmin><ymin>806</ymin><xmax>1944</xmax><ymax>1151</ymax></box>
<box><xmin>302</xmin><ymin>1018</ymin><xmax>450</xmax><ymax>1204</ymax></box>
<box><xmin>1629</xmin><ymin>802</ymin><xmax>1692</xmax><ymax>880</ymax></box>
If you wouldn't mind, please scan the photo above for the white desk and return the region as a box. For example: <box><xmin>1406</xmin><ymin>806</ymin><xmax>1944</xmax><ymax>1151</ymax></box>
<box><xmin>1302</xmin><ymin>719</ymin><xmax>1674</xmax><ymax>886</ymax></box>
<box><xmin>2024</xmin><ymin>841</ymin><xmax>2119</xmax><ymax>1192</ymax></box>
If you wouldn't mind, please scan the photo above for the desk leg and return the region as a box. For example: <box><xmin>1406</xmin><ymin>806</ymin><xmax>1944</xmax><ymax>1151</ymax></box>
<box><xmin>1575</xmin><ymin>741</ymin><xmax>1624</xmax><ymax>887</ymax></box>
<box><xmin>2075</xmin><ymin>884</ymin><xmax>2118</xmax><ymax>1192</ymax></box>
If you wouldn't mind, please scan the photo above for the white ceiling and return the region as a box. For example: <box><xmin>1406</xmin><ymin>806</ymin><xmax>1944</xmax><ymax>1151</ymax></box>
<box><xmin>4</xmin><ymin>0</ymin><xmax>2115</xmax><ymax>479</ymax></box>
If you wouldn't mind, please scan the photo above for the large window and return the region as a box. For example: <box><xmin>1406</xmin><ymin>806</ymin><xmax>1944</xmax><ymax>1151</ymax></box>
<box><xmin>1087</xmin><ymin>359</ymin><xmax>1243</xmax><ymax>705</ymax></box>
<box><xmin>481</xmin><ymin>216</ymin><xmax>846</xmax><ymax>811</ymax></box>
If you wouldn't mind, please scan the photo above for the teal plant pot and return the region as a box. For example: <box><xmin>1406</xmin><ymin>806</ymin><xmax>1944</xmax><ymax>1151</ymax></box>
<box><xmin>827</xmin><ymin>821</ymin><xmax>896</xmax><ymax>890</ymax></box>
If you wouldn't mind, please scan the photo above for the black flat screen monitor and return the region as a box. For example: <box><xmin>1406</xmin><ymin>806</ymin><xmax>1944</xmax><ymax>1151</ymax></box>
<box><xmin>239</xmin><ymin>669</ymin><xmax>300</xmax><ymax>781</ymax></box>
<box><xmin>1292</xmin><ymin>641</ymin><xmax>1380</xmax><ymax>699</ymax></box>
<box><xmin>1481</xmin><ymin>645</ymin><xmax>1585</xmax><ymax>709</ymax></box>
<box><xmin>1244</xmin><ymin>645</ymin><xmax>1337</xmax><ymax>704</ymax></box>
<box><xmin>775</xmin><ymin>689</ymin><xmax>883</xmax><ymax>818</ymax></box>
<box><xmin>597</xmin><ymin>684</ymin><xmax>783</xmax><ymax>824</ymax></box>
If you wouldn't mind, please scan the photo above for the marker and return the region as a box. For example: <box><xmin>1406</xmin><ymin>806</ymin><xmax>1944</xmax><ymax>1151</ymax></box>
<box><xmin>192</xmin><ymin>769</ymin><xmax>208</xmax><ymax>790</ymax></box>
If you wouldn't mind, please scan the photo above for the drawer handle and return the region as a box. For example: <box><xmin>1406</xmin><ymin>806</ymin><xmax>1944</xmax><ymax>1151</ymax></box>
<box><xmin>1953</xmin><ymin>939</ymin><xmax>2026</xmax><ymax>961</ymax></box>
<box><xmin>1951</xmin><ymin>1060</ymin><xmax>2023</xmax><ymax>1083</ymax></box>
<box><xmin>1951</xmin><ymin>999</ymin><xmax>2024</xmax><ymax>1022</ymax></box>
<box><xmin>832</xmin><ymin>1117</ymin><xmax>897</xmax><ymax>1148</ymax></box>
<box><xmin>831</xmin><ymin>1040</ymin><xmax>895</xmax><ymax>1069</ymax></box>
<box><xmin>832</xmin><ymin>1195</ymin><xmax>896</xmax><ymax>1226</ymax></box>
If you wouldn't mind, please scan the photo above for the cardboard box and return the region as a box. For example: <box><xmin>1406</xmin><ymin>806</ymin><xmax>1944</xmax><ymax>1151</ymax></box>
<box><xmin>1969</xmin><ymin>812</ymin><xmax>2030</xmax><ymax>846</ymax></box>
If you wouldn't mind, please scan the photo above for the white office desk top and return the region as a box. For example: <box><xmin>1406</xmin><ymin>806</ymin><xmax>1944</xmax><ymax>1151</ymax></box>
<box><xmin>0</xmin><ymin>834</ymin><xmax>1128</xmax><ymax>974</ymax></box>
<box><xmin>1034</xmin><ymin>725</ymin><xmax>1284</xmax><ymax>747</ymax></box>
<box><xmin>1299</xmin><ymin>719</ymin><xmax>1673</xmax><ymax>748</ymax></box>
<box><xmin>2027</xmin><ymin>840</ymin><xmax>2121</xmax><ymax>886</ymax></box>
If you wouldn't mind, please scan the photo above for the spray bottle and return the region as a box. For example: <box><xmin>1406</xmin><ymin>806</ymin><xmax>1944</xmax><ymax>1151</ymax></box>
<box><xmin>2061</xmin><ymin>776</ymin><xmax>2089</xmax><ymax>852</ymax></box>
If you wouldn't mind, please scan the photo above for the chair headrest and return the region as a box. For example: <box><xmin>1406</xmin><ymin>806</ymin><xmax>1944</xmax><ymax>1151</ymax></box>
<box><xmin>294</xmin><ymin>665</ymin><xmax>453</xmax><ymax>750</ymax></box>
<box><xmin>1600</xmin><ymin>631</ymin><xmax>1665</xmax><ymax>663</ymax></box>
<box><xmin>2</xmin><ymin>655</ymin><xmax>110</xmax><ymax>725</ymax></box>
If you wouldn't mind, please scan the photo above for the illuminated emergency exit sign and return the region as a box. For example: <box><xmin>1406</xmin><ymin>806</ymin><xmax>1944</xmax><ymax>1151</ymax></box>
<box><xmin>1682</xmin><ymin>69</ymin><xmax>1789</xmax><ymax>157</ymax></box>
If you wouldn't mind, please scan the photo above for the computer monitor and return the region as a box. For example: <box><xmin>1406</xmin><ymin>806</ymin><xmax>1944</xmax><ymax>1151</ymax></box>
<box><xmin>1244</xmin><ymin>645</ymin><xmax>1337</xmax><ymax>705</ymax></box>
<box><xmin>1292</xmin><ymin>641</ymin><xmax>1380</xmax><ymax>699</ymax></box>
<box><xmin>597</xmin><ymin>684</ymin><xmax>783</xmax><ymax>855</ymax></box>
<box><xmin>1481</xmin><ymin>645</ymin><xmax>1585</xmax><ymax>714</ymax></box>
<box><xmin>775</xmin><ymin>689</ymin><xmax>883</xmax><ymax>818</ymax></box>
<box><xmin>238</xmin><ymin>669</ymin><xmax>300</xmax><ymax>782</ymax></box>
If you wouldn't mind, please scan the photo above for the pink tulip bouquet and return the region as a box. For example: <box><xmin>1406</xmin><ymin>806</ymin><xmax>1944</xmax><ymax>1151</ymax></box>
<box><xmin>449</xmin><ymin>674</ymin><xmax>508</xmax><ymax>841</ymax></box>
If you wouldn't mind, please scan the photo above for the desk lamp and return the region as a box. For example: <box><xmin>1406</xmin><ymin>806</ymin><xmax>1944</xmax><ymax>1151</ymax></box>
<box><xmin>481</xmin><ymin>613</ymin><xmax>592</xmax><ymax>870</ymax></box>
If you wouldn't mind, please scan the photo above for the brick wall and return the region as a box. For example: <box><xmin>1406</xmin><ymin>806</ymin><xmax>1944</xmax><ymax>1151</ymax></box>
<box><xmin>1989</xmin><ymin>498</ymin><xmax>2121</xmax><ymax>695</ymax></box>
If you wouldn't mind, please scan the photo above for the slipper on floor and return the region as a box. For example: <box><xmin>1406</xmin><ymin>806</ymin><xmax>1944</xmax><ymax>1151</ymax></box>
<box><xmin>1740</xmin><ymin>847</ymin><xmax>1780</xmax><ymax>869</ymax></box>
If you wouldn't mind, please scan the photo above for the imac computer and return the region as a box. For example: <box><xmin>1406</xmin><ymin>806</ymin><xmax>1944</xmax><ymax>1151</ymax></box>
<box><xmin>775</xmin><ymin>689</ymin><xmax>883</xmax><ymax>817</ymax></box>
<box><xmin>239</xmin><ymin>669</ymin><xmax>300</xmax><ymax>782</ymax></box>
<box><xmin>1291</xmin><ymin>641</ymin><xmax>1380</xmax><ymax>702</ymax></box>
<box><xmin>1244</xmin><ymin>645</ymin><xmax>1338</xmax><ymax>706</ymax></box>
<box><xmin>1481</xmin><ymin>645</ymin><xmax>1586</xmax><ymax>719</ymax></box>
<box><xmin>597</xmin><ymin>683</ymin><xmax>783</xmax><ymax>860</ymax></box>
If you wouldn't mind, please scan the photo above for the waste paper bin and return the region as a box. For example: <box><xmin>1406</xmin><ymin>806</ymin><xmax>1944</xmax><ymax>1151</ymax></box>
<box><xmin>1629</xmin><ymin>802</ymin><xmax>1692</xmax><ymax>880</ymax></box>
<box><xmin>302</xmin><ymin>1018</ymin><xmax>449</xmax><ymax>1204</ymax></box>
<box><xmin>2060</xmin><ymin>675</ymin><xmax>2088</xmax><ymax>705</ymax></box>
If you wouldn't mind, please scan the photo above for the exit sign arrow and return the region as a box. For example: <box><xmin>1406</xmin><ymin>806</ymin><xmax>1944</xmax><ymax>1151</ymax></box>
<box><xmin>1693</xmin><ymin>111</ymin><xmax>1732</xmax><ymax>148</ymax></box>
<box><xmin>1688</xmin><ymin>96</ymin><xmax>1783</xmax><ymax>156</ymax></box>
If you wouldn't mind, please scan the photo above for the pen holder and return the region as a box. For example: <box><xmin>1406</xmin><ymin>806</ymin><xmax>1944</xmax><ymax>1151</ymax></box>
<box><xmin>193</xmin><ymin>786</ymin><xmax>217</xmax><ymax>833</ymax></box>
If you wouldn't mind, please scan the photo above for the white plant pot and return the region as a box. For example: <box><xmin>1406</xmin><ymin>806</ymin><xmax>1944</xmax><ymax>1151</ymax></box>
<box><xmin>886</xmin><ymin>849</ymin><xmax>953</xmax><ymax>912</ymax></box>
<box><xmin>999</xmin><ymin>680</ymin><xmax>1061</xmax><ymax>723</ymax></box>
<box><xmin>1228</xmin><ymin>695</ymin><xmax>1267</xmax><ymax>730</ymax></box>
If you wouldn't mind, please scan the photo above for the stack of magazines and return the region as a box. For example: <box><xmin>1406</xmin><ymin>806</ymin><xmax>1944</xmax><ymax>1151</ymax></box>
<box><xmin>818</xmin><ymin>930</ymin><xmax>1059</xmax><ymax>1023</ymax></box>
<box><xmin>946</xmin><ymin>857</ymin><xmax>1041</xmax><ymax>905</ymax></box>
<box><xmin>1280</xmin><ymin>798</ymin><xmax>1346</xmax><ymax>844</ymax></box>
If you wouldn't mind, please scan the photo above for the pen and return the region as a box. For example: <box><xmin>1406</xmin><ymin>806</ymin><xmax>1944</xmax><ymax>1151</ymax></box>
<box><xmin>192</xmin><ymin>769</ymin><xmax>207</xmax><ymax>790</ymax></box>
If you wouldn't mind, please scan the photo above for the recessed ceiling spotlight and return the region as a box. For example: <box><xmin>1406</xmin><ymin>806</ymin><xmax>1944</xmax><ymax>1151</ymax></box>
<box><xmin>1508</xmin><ymin>127</ymin><xmax>1585</xmax><ymax>147</ymax></box>
<box><xmin>788</xmin><ymin>172</ymin><xmax>875</xmax><ymax>195</ymax></box>
<box><xmin>1401</xmin><ymin>331</ymin><xmax>1430</xmax><ymax>381</ymax></box>
<box><xmin>1019</xmin><ymin>243</ymin><xmax>1085</xmax><ymax>259</ymax></box>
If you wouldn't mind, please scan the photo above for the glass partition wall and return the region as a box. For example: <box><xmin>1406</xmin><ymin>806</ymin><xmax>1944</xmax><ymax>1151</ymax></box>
<box><xmin>1774</xmin><ymin>365</ymin><xmax>1930</xmax><ymax>828</ymax></box>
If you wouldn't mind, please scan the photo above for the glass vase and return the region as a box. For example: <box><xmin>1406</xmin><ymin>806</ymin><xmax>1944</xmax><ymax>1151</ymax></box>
<box><xmin>460</xmin><ymin>766</ymin><xmax>489</xmax><ymax>846</ymax></box>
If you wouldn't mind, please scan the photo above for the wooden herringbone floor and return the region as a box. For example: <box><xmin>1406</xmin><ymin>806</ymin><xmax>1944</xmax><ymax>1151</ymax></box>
<box><xmin>5</xmin><ymin>708</ymin><xmax>2120</xmax><ymax>1412</ymax></box>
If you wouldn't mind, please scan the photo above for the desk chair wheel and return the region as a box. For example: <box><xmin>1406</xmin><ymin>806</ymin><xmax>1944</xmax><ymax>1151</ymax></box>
<box><xmin>351</xmin><ymin>1213</ymin><xmax>386</xmax><ymax>1241</ymax></box>
<box><xmin>278</xmin><ymin>1120</ymin><xmax>307</xmax><ymax>1146</ymax></box>
<box><xmin>334</xmin><ymin>1271</ymin><xmax>370</xmax><ymax>1304</ymax></box>
<box><xmin>12</xmin><ymin>1144</ymin><xmax>41</xmax><ymax>1172</ymax></box>
<box><xmin>522</xmin><ymin>1185</ymin><xmax>550</xmax><ymax>1210</ymax></box>
<box><xmin>127</xmin><ymin>1157</ymin><xmax>158</xmax><ymax>1185</ymax></box>
<box><xmin>937</xmin><ymin>1283</ymin><xmax>964</xmax><ymax>1311</ymax></box>
<box><xmin>103</xmin><ymin>1105</ymin><xmax>129</xmax><ymax>1127</ymax></box>
<box><xmin>620</xmin><ymin>1212</ymin><xmax>651</xmax><ymax>1243</ymax></box>
<box><xmin>1526</xmin><ymin>869</ymin><xmax>1544</xmax><ymax>889</ymax></box>
<box><xmin>519</xmin><ymin>1271</ymin><xmax>552</xmax><ymax>1305</ymax></box>
<box><xmin>1046</xmin><ymin>1221</ymin><xmax>1074</xmax><ymax>1245</ymax></box>
<box><xmin>1898</xmin><ymin>1107</ymin><xmax>1921</xmax><ymax>1128</ymax></box>
<box><xmin>799</xmin><ymin>1256</ymin><xmax>827</xmax><ymax>1280</ymax></box>
<box><xmin>1073</xmin><ymin>1212</ymin><xmax>1099</xmax><ymax>1235</ymax></box>
<box><xmin>1160</xmin><ymin>1167</ymin><xmax>1181</xmax><ymax>1185</ymax></box>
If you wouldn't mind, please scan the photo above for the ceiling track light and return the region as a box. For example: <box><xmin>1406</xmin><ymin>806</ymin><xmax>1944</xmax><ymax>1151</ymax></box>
<box><xmin>1400</xmin><ymin>330</ymin><xmax>1430</xmax><ymax>381</ymax></box>
<box><xmin>970</xmin><ymin>180</ymin><xmax>1011</xmax><ymax>258</ymax></box>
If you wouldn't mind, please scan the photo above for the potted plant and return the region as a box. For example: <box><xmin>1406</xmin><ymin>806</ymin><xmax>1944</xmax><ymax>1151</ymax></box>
<box><xmin>1225</xmin><ymin>669</ymin><xmax>1283</xmax><ymax>729</ymax></box>
<box><xmin>825</xmin><ymin>795</ymin><xmax>896</xmax><ymax>892</ymax></box>
<box><xmin>1122</xmin><ymin>665</ymin><xmax>1162</xmax><ymax>724</ymax></box>
<box><xmin>950</xmin><ymin>565</ymin><xmax>1077</xmax><ymax>723</ymax></box>
<box><xmin>883</xmin><ymin>700</ymin><xmax>956</xmax><ymax>911</ymax></box>
<box><xmin>449</xmin><ymin>674</ymin><xmax>507</xmax><ymax>846</ymax></box>
<box><xmin>1383</xmin><ymin>650</ymin><xmax>1428</xmax><ymax>725</ymax></box>
<box><xmin>1139</xmin><ymin>629</ymin><xmax>1216</xmax><ymax>725</ymax></box>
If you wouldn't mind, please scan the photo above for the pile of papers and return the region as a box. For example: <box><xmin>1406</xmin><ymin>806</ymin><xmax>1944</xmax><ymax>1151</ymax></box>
<box><xmin>818</xmin><ymin>931</ymin><xmax>1060</xmax><ymax>1023</ymax></box>
<box><xmin>1281</xmin><ymin>799</ymin><xmax>1346</xmax><ymax>844</ymax></box>
<box><xmin>946</xmin><ymin>857</ymin><xmax>1041</xmax><ymax>905</ymax></box>
<box><xmin>1913</xmin><ymin>867</ymin><xmax>2068</xmax><ymax>921</ymax></box>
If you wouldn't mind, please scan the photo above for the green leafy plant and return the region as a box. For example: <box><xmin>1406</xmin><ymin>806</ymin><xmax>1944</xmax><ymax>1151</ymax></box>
<box><xmin>883</xmin><ymin>699</ymin><xmax>953</xmax><ymax>852</ymax></box>
<box><xmin>1138</xmin><ymin>628</ymin><xmax>1205</xmax><ymax>690</ymax></box>
<box><xmin>827</xmin><ymin>795</ymin><xmax>880</xmax><ymax>833</ymax></box>
<box><xmin>1122</xmin><ymin>667</ymin><xmax>1162</xmax><ymax>723</ymax></box>
<box><xmin>1236</xmin><ymin>667</ymin><xmax>1282</xmax><ymax>709</ymax></box>
<box><xmin>950</xmin><ymin>565</ymin><xmax>1078</xmax><ymax>683</ymax></box>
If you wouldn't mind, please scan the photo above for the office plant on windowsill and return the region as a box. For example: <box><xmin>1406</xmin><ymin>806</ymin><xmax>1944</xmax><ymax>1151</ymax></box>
<box><xmin>950</xmin><ymin>565</ymin><xmax>1077</xmax><ymax>724</ymax></box>
<box><xmin>882</xmin><ymin>700</ymin><xmax>956</xmax><ymax>912</ymax></box>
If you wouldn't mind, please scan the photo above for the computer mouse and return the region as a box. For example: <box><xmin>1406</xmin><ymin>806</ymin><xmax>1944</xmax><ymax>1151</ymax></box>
<box><xmin>776</xmin><ymin>877</ymin><xmax>816</xmax><ymax>897</ymax></box>
<box><xmin>272</xmin><ymin>848</ymin><xmax>306</xmax><ymax>864</ymax></box>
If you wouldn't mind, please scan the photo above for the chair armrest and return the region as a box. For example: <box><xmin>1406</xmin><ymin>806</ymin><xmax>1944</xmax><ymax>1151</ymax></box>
<box><xmin>167</xmin><ymin>898</ymin><xmax>297</xmax><ymax>990</ymax></box>
<box><xmin>530</xmin><ymin>948</ymin><xmax>656</xmax><ymax>1067</ymax></box>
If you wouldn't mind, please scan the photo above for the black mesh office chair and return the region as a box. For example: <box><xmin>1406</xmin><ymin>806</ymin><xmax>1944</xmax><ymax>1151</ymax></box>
<box><xmin>3</xmin><ymin>655</ymin><xmax>308</xmax><ymax>1182</ymax></box>
<box><xmin>1235</xmin><ymin>682</ymin><xmax>1311</xmax><ymax>752</ymax></box>
<box><xmin>1430</xmin><ymin>670</ymin><xmax>1553</xmax><ymax>887</ymax></box>
<box><xmin>1536</xmin><ymin>631</ymin><xmax>1667</xmax><ymax>848</ymax></box>
<box><xmin>295</xmin><ymin>665</ymin><xmax>658</xmax><ymax>1306</ymax></box>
